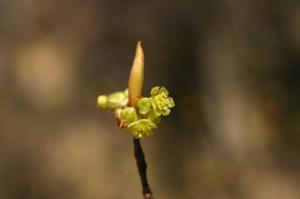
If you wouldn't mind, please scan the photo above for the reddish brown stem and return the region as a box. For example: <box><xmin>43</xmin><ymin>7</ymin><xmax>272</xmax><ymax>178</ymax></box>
<box><xmin>133</xmin><ymin>138</ymin><xmax>154</xmax><ymax>199</ymax></box>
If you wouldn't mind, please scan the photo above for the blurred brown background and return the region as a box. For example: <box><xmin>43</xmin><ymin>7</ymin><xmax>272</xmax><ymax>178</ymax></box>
<box><xmin>0</xmin><ymin>0</ymin><xmax>300</xmax><ymax>198</ymax></box>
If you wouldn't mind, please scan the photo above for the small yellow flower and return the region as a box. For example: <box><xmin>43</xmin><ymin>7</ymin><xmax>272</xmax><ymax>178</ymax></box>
<box><xmin>150</xmin><ymin>86</ymin><xmax>175</xmax><ymax>116</ymax></box>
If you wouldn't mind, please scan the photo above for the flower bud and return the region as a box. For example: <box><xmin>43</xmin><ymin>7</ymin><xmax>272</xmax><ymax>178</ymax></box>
<box><xmin>97</xmin><ymin>95</ymin><xmax>108</xmax><ymax>109</ymax></box>
<box><xmin>128</xmin><ymin>41</ymin><xmax>144</xmax><ymax>107</ymax></box>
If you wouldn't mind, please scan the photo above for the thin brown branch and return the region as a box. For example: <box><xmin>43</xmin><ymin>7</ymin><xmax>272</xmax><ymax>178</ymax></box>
<box><xmin>133</xmin><ymin>138</ymin><xmax>154</xmax><ymax>199</ymax></box>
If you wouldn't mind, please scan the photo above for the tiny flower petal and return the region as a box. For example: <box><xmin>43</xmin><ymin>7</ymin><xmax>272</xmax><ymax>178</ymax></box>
<box><xmin>159</xmin><ymin>86</ymin><xmax>169</xmax><ymax>96</ymax></box>
<box><xmin>151</xmin><ymin>86</ymin><xmax>160</xmax><ymax>97</ymax></box>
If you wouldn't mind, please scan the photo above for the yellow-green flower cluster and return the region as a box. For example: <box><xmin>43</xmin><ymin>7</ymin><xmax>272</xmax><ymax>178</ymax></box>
<box><xmin>128</xmin><ymin>119</ymin><xmax>157</xmax><ymax>138</ymax></box>
<box><xmin>120</xmin><ymin>86</ymin><xmax>175</xmax><ymax>138</ymax></box>
<box><xmin>97</xmin><ymin>86</ymin><xmax>175</xmax><ymax>139</ymax></box>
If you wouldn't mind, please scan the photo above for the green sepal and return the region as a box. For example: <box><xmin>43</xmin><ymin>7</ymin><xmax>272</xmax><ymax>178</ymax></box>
<box><xmin>137</xmin><ymin>97</ymin><xmax>151</xmax><ymax>115</ymax></box>
<box><xmin>120</xmin><ymin>107</ymin><xmax>137</xmax><ymax>125</ymax></box>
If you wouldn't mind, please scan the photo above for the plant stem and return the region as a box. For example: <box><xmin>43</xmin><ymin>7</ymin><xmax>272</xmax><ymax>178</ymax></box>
<box><xmin>133</xmin><ymin>138</ymin><xmax>154</xmax><ymax>199</ymax></box>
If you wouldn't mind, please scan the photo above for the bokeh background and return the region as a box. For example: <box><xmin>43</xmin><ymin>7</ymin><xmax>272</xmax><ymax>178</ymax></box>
<box><xmin>1</xmin><ymin>0</ymin><xmax>300</xmax><ymax>198</ymax></box>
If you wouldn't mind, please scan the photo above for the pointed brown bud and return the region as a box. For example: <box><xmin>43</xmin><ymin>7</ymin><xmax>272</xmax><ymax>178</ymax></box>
<box><xmin>128</xmin><ymin>41</ymin><xmax>144</xmax><ymax>107</ymax></box>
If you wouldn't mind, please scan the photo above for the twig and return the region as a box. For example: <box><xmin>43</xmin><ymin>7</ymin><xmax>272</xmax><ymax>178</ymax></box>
<box><xmin>133</xmin><ymin>138</ymin><xmax>154</xmax><ymax>199</ymax></box>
